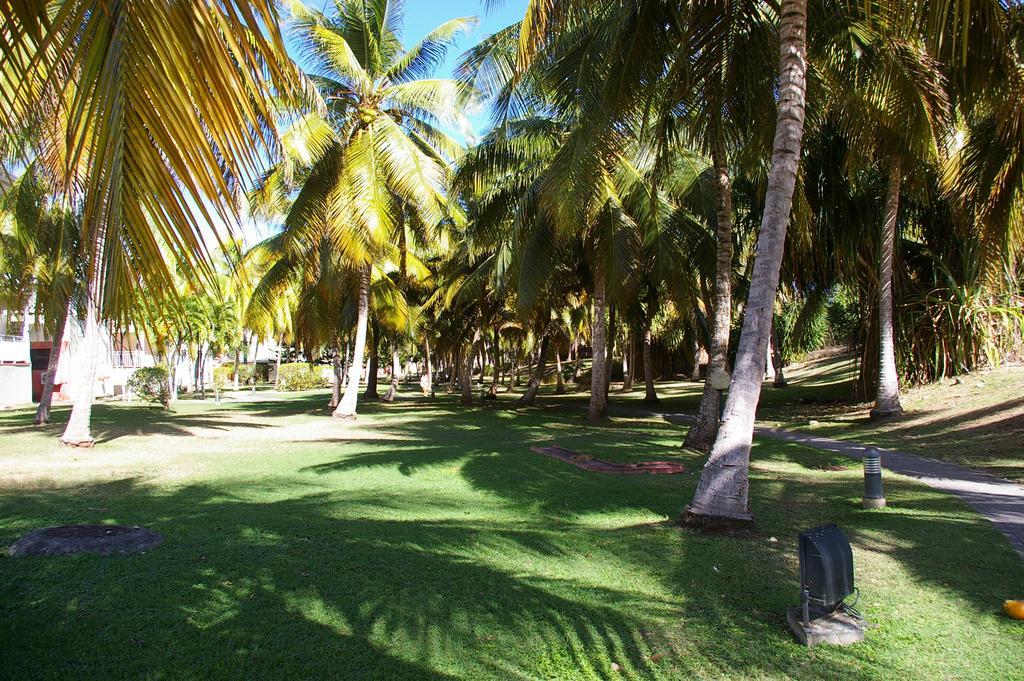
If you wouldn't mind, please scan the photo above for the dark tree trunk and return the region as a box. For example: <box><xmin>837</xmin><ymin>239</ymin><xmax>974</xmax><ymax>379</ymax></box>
<box><xmin>605</xmin><ymin>304</ymin><xmax>616</xmax><ymax>397</ymax></box>
<box><xmin>685</xmin><ymin>135</ymin><xmax>735</xmax><ymax>452</ymax></box>
<box><xmin>35</xmin><ymin>300</ymin><xmax>69</xmax><ymax>425</ymax></box>
<box><xmin>643</xmin><ymin>324</ymin><xmax>659</xmax><ymax>404</ymax></box>
<box><xmin>518</xmin><ymin>332</ymin><xmax>550</xmax><ymax>406</ymax></box>
<box><xmin>460</xmin><ymin>331</ymin><xmax>479</xmax><ymax>405</ymax></box>
<box><xmin>588</xmin><ymin>269</ymin><xmax>609</xmax><ymax>422</ymax></box>
<box><xmin>622</xmin><ymin>327</ymin><xmax>634</xmax><ymax>392</ymax></box>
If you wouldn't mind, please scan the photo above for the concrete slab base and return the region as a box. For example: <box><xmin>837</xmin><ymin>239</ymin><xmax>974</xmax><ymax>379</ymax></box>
<box><xmin>787</xmin><ymin>606</ymin><xmax>870</xmax><ymax>646</ymax></box>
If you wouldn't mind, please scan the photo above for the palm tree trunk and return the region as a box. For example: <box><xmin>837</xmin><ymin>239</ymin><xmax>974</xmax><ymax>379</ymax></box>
<box><xmin>232</xmin><ymin>349</ymin><xmax>240</xmax><ymax>390</ymax></box>
<box><xmin>771</xmin><ymin>317</ymin><xmax>787</xmax><ymax>387</ymax></box>
<box><xmin>572</xmin><ymin>338</ymin><xmax>582</xmax><ymax>382</ymax></box>
<box><xmin>519</xmin><ymin>333</ymin><xmax>550</xmax><ymax>405</ymax></box>
<box><xmin>460</xmin><ymin>330</ymin><xmax>479</xmax><ymax>405</ymax></box>
<box><xmin>622</xmin><ymin>328</ymin><xmax>634</xmax><ymax>392</ymax></box>
<box><xmin>250</xmin><ymin>339</ymin><xmax>258</xmax><ymax>394</ymax></box>
<box><xmin>422</xmin><ymin>337</ymin><xmax>433</xmax><ymax>396</ymax></box>
<box><xmin>35</xmin><ymin>299</ymin><xmax>70</xmax><ymax>425</ymax></box>
<box><xmin>588</xmin><ymin>268</ymin><xmax>609</xmax><ymax>422</ymax></box>
<box><xmin>554</xmin><ymin>345</ymin><xmax>566</xmax><ymax>394</ymax></box>
<box><xmin>685</xmin><ymin>136</ymin><xmax>736</xmax><ymax>452</ymax></box>
<box><xmin>341</xmin><ymin>340</ymin><xmax>351</xmax><ymax>388</ymax></box>
<box><xmin>491</xmin><ymin>328</ymin><xmax>501</xmax><ymax>387</ymax></box>
<box><xmin>365</xmin><ymin>324</ymin><xmax>379</xmax><ymax>399</ymax></box>
<box><xmin>61</xmin><ymin>294</ymin><xmax>101</xmax><ymax>447</ymax></box>
<box><xmin>643</xmin><ymin>324</ymin><xmax>659</xmax><ymax>404</ymax></box>
<box><xmin>329</xmin><ymin>346</ymin><xmax>342</xmax><ymax>408</ymax></box>
<box><xmin>605</xmin><ymin>304</ymin><xmax>616</xmax><ymax>396</ymax></box>
<box><xmin>690</xmin><ymin>337</ymin><xmax>703</xmax><ymax>381</ymax></box>
<box><xmin>871</xmin><ymin>163</ymin><xmax>904</xmax><ymax>418</ymax></box>
<box><xmin>334</xmin><ymin>265</ymin><xmax>370</xmax><ymax>418</ymax></box>
<box><xmin>382</xmin><ymin>346</ymin><xmax>401</xmax><ymax>402</ymax></box>
<box><xmin>685</xmin><ymin>0</ymin><xmax>807</xmax><ymax>525</ymax></box>
<box><xmin>274</xmin><ymin>338</ymin><xmax>283</xmax><ymax>391</ymax></box>
<box><xmin>449</xmin><ymin>348</ymin><xmax>461</xmax><ymax>393</ymax></box>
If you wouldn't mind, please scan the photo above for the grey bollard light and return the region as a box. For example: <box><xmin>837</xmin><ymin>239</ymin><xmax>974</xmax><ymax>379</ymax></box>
<box><xmin>862</xmin><ymin>447</ymin><xmax>885</xmax><ymax>509</ymax></box>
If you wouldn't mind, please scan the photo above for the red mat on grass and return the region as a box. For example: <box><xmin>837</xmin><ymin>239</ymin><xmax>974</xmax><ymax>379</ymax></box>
<box><xmin>530</xmin><ymin>445</ymin><xmax>686</xmax><ymax>475</ymax></box>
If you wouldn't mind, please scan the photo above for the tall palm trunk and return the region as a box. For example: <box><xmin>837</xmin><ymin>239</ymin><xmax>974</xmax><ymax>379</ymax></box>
<box><xmin>341</xmin><ymin>340</ymin><xmax>351</xmax><ymax>388</ymax></box>
<box><xmin>643</xmin><ymin>324</ymin><xmax>659</xmax><ymax>404</ymax></box>
<box><xmin>382</xmin><ymin>346</ymin><xmax>401</xmax><ymax>402</ymax></box>
<box><xmin>232</xmin><ymin>349</ymin><xmax>240</xmax><ymax>390</ymax></box>
<box><xmin>685</xmin><ymin>137</ymin><xmax>736</xmax><ymax>452</ymax></box>
<box><xmin>274</xmin><ymin>338</ymin><xmax>283</xmax><ymax>390</ymax></box>
<box><xmin>460</xmin><ymin>330</ymin><xmax>479</xmax><ymax>405</ymax></box>
<box><xmin>249</xmin><ymin>340</ymin><xmax>258</xmax><ymax>394</ymax></box>
<box><xmin>35</xmin><ymin>299</ymin><xmax>70</xmax><ymax>425</ymax></box>
<box><xmin>365</xmin><ymin>324</ymin><xmax>379</xmax><ymax>399</ymax></box>
<box><xmin>449</xmin><ymin>347</ymin><xmax>461</xmax><ymax>393</ymax></box>
<box><xmin>491</xmin><ymin>328</ymin><xmax>501</xmax><ymax>387</ymax></box>
<box><xmin>60</xmin><ymin>294</ymin><xmax>100</xmax><ymax>446</ymax></box>
<box><xmin>622</xmin><ymin>329</ymin><xmax>634</xmax><ymax>392</ymax></box>
<box><xmin>329</xmin><ymin>346</ymin><xmax>342</xmax><ymax>408</ymax></box>
<box><xmin>605</xmin><ymin>304</ymin><xmax>616</xmax><ymax>396</ymax></box>
<box><xmin>554</xmin><ymin>345</ymin><xmax>566</xmax><ymax>394</ymax></box>
<box><xmin>519</xmin><ymin>332</ymin><xmax>550</xmax><ymax>405</ymax></box>
<box><xmin>422</xmin><ymin>337</ymin><xmax>433</xmax><ymax>396</ymax></box>
<box><xmin>686</xmin><ymin>0</ymin><xmax>808</xmax><ymax>525</ymax></box>
<box><xmin>690</xmin><ymin>338</ymin><xmax>705</xmax><ymax>381</ymax></box>
<box><xmin>334</xmin><ymin>265</ymin><xmax>370</xmax><ymax>418</ymax></box>
<box><xmin>770</xmin><ymin>317</ymin><xmax>787</xmax><ymax>387</ymax></box>
<box><xmin>871</xmin><ymin>163</ymin><xmax>904</xmax><ymax>418</ymax></box>
<box><xmin>588</xmin><ymin>268</ymin><xmax>609</xmax><ymax>422</ymax></box>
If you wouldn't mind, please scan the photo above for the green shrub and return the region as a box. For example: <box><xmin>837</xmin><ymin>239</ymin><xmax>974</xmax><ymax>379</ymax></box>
<box><xmin>212</xmin><ymin>364</ymin><xmax>255</xmax><ymax>388</ymax></box>
<box><xmin>127</xmin><ymin>366</ymin><xmax>171</xmax><ymax>408</ymax></box>
<box><xmin>276</xmin><ymin>362</ymin><xmax>329</xmax><ymax>391</ymax></box>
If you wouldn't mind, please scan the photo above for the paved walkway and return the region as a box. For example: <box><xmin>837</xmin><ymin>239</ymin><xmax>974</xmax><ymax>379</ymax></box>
<box><xmin>612</xmin><ymin>405</ymin><xmax>1024</xmax><ymax>559</ymax></box>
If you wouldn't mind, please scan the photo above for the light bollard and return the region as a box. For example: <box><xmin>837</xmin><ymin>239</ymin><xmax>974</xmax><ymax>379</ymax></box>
<box><xmin>862</xmin><ymin>447</ymin><xmax>885</xmax><ymax>509</ymax></box>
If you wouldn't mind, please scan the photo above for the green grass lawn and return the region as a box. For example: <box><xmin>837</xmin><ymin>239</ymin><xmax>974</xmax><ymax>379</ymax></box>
<box><xmin>1</xmin><ymin>392</ymin><xmax>1022</xmax><ymax>680</ymax></box>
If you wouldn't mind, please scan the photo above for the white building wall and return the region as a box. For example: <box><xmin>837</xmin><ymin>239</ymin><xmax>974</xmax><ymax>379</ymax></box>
<box><xmin>0</xmin><ymin>307</ymin><xmax>32</xmax><ymax>408</ymax></box>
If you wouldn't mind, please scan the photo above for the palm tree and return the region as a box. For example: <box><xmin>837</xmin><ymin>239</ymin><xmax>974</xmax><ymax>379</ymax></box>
<box><xmin>1</xmin><ymin>1</ymin><xmax>300</xmax><ymax>445</ymax></box>
<box><xmin>685</xmin><ymin>0</ymin><xmax>809</xmax><ymax>526</ymax></box>
<box><xmin>271</xmin><ymin>0</ymin><xmax>473</xmax><ymax>418</ymax></box>
<box><xmin>0</xmin><ymin>164</ymin><xmax>82</xmax><ymax>424</ymax></box>
<box><xmin>817</xmin><ymin>18</ymin><xmax>950</xmax><ymax>419</ymax></box>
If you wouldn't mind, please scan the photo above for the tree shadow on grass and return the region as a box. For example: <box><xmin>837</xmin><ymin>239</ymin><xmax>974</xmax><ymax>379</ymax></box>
<box><xmin>0</xmin><ymin>480</ymin><xmax>676</xmax><ymax>680</ymax></box>
<box><xmin>2</xmin><ymin>436</ymin><xmax>1022</xmax><ymax>680</ymax></box>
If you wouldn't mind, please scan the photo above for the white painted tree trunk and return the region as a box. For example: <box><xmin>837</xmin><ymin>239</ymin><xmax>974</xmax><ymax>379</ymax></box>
<box><xmin>686</xmin><ymin>0</ymin><xmax>808</xmax><ymax>524</ymax></box>
<box><xmin>61</xmin><ymin>295</ymin><xmax>100</xmax><ymax>446</ymax></box>
<box><xmin>334</xmin><ymin>265</ymin><xmax>370</xmax><ymax>418</ymax></box>
<box><xmin>872</xmin><ymin>163</ymin><xmax>904</xmax><ymax>418</ymax></box>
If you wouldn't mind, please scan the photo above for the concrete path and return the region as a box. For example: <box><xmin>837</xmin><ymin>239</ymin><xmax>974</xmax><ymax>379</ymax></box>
<box><xmin>612</xmin><ymin>405</ymin><xmax>1024</xmax><ymax>559</ymax></box>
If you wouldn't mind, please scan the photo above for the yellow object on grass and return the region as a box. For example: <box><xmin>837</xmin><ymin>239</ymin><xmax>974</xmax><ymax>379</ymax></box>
<box><xmin>1004</xmin><ymin>600</ymin><xmax>1024</xmax><ymax>620</ymax></box>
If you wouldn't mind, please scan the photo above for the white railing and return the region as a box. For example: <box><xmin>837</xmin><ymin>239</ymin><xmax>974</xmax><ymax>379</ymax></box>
<box><xmin>0</xmin><ymin>335</ymin><xmax>29</xmax><ymax>363</ymax></box>
<box><xmin>110</xmin><ymin>351</ymin><xmax>150</xmax><ymax>369</ymax></box>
